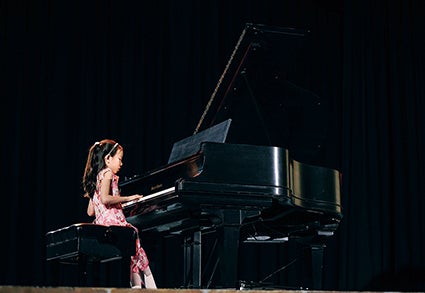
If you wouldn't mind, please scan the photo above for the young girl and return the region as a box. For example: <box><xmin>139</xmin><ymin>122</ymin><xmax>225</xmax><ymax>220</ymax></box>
<box><xmin>82</xmin><ymin>139</ymin><xmax>157</xmax><ymax>289</ymax></box>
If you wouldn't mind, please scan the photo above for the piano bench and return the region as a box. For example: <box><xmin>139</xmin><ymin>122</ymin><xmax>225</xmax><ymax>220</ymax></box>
<box><xmin>45</xmin><ymin>223</ymin><xmax>137</xmax><ymax>288</ymax></box>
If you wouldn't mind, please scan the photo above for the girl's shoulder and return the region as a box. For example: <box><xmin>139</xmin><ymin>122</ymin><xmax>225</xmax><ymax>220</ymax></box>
<box><xmin>98</xmin><ymin>168</ymin><xmax>113</xmax><ymax>179</ymax></box>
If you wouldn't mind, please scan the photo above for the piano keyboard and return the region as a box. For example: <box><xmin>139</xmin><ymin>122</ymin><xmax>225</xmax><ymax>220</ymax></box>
<box><xmin>122</xmin><ymin>186</ymin><xmax>175</xmax><ymax>208</ymax></box>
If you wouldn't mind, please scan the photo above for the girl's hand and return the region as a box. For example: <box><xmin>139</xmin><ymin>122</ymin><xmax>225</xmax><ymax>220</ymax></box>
<box><xmin>128</xmin><ymin>194</ymin><xmax>143</xmax><ymax>202</ymax></box>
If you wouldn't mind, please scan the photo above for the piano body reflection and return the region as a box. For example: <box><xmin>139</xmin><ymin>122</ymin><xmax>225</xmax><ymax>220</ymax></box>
<box><xmin>121</xmin><ymin>23</ymin><xmax>342</xmax><ymax>289</ymax></box>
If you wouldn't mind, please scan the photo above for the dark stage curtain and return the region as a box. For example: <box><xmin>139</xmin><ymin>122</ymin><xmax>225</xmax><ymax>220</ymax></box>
<box><xmin>338</xmin><ymin>0</ymin><xmax>425</xmax><ymax>290</ymax></box>
<box><xmin>1</xmin><ymin>0</ymin><xmax>425</xmax><ymax>290</ymax></box>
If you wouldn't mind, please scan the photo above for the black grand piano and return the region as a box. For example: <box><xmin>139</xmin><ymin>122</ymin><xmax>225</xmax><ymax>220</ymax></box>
<box><xmin>121</xmin><ymin>23</ymin><xmax>342</xmax><ymax>290</ymax></box>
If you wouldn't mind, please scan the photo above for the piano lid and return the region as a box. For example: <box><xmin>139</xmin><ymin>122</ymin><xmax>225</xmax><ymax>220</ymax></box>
<box><xmin>194</xmin><ymin>23</ymin><xmax>328</xmax><ymax>166</ymax></box>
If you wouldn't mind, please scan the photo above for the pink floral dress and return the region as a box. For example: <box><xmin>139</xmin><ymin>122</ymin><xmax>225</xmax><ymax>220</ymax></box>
<box><xmin>92</xmin><ymin>168</ymin><xmax>149</xmax><ymax>273</ymax></box>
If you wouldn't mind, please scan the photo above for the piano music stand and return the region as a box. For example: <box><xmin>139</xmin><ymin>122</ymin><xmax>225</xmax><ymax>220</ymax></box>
<box><xmin>168</xmin><ymin>118</ymin><xmax>231</xmax><ymax>164</ymax></box>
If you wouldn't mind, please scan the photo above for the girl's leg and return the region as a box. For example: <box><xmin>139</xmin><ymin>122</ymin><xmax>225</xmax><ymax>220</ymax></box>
<box><xmin>143</xmin><ymin>266</ymin><xmax>157</xmax><ymax>289</ymax></box>
<box><xmin>130</xmin><ymin>271</ymin><xmax>143</xmax><ymax>288</ymax></box>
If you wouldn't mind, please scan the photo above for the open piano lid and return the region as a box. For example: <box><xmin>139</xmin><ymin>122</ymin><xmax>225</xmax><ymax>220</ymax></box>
<box><xmin>194</xmin><ymin>23</ymin><xmax>328</xmax><ymax>166</ymax></box>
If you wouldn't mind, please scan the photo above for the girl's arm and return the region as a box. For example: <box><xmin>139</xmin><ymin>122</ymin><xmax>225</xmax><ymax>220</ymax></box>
<box><xmin>99</xmin><ymin>170</ymin><xmax>142</xmax><ymax>205</ymax></box>
<box><xmin>87</xmin><ymin>198</ymin><xmax>95</xmax><ymax>217</ymax></box>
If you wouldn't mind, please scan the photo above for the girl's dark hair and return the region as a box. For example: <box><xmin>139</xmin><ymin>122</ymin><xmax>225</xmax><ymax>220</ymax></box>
<box><xmin>82</xmin><ymin>139</ymin><xmax>122</xmax><ymax>198</ymax></box>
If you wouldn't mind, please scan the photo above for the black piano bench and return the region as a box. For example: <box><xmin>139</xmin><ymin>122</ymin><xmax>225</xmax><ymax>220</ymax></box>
<box><xmin>45</xmin><ymin>223</ymin><xmax>137</xmax><ymax>288</ymax></box>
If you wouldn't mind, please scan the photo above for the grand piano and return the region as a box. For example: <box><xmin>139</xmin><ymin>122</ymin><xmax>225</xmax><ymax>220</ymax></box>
<box><xmin>120</xmin><ymin>23</ymin><xmax>342</xmax><ymax>289</ymax></box>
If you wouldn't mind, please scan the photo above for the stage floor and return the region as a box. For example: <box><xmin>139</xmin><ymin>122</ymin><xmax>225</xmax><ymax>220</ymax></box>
<box><xmin>0</xmin><ymin>286</ymin><xmax>405</xmax><ymax>293</ymax></box>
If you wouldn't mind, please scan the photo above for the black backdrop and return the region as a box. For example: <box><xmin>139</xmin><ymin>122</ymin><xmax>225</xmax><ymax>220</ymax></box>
<box><xmin>2</xmin><ymin>0</ymin><xmax>425</xmax><ymax>291</ymax></box>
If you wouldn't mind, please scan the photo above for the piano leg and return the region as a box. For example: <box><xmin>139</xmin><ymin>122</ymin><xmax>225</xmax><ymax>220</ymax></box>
<box><xmin>182</xmin><ymin>210</ymin><xmax>243</xmax><ymax>289</ymax></box>
<box><xmin>183</xmin><ymin>226</ymin><xmax>240</xmax><ymax>289</ymax></box>
<box><xmin>183</xmin><ymin>236</ymin><xmax>190</xmax><ymax>286</ymax></box>
<box><xmin>193</xmin><ymin>231</ymin><xmax>202</xmax><ymax>287</ymax></box>
<box><xmin>204</xmin><ymin>209</ymin><xmax>243</xmax><ymax>289</ymax></box>
<box><xmin>46</xmin><ymin>259</ymin><xmax>60</xmax><ymax>286</ymax></box>
<box><xmin>310</xmin><ymin>243</ymin><xmax>325</xmax><ymax>290</ymax></box>
<box><xmin>77</xmin><ymin>254</ymin><xmax>89</xmax><ymax>286</ymax></box>
<box><xmin>183</xmin><ymin>231</ymin><xmax>202</xmax><ymax>288</ymax></box>
<box><xmin>118</xmin><ymin>257</ymin><xmax>131</xmax><ymax>287</ymax></box>
<box><xmin>217</xmin><ymin>223</ymin><xmax>240</xmax><ymax>289</ymax></box>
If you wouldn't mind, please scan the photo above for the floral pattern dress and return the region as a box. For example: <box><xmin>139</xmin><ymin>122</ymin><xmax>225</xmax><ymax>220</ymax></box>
<box><xmin>92</xmin><ymin>167</ymin><xmax>149</xmax><ymax>273</ymax></box>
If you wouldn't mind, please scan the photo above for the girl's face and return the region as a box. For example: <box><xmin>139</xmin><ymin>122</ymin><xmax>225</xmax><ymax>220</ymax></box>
<box><xmin>106</xmin><ymin>148</ymin><xmax>123</xmax><ymax>174</ymax></box>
